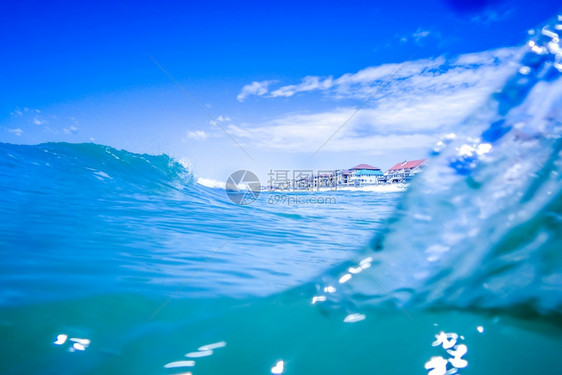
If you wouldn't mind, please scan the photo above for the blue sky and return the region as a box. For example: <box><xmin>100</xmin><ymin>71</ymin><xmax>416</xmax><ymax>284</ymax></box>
<box><xmin>1</xmin><ymin>0</ymin><xmax>560</xmax><ymax>182</ymax></box>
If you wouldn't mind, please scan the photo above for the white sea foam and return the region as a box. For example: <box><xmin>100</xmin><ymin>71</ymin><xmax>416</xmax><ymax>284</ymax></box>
<box><xmin>334</xmin><ymin>184</ymin><xmax>407</xmax><ymax>193</ymax></box>
<box><xmin>197</xmin><ymin>177</ymin><xmax>226</xmax><ymax>189</ymax></box>
<box><xmin>197</xmin><ymin>176</ymin><xmax>254</xmax><ymax>191</ymax></box>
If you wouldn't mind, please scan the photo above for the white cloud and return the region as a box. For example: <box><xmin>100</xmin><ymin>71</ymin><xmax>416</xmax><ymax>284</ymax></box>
<box><xmin>11</xmin><ymin>107</ymin><xmax>41</xmax><ymax>117</ymax></box>
<box><xmin>237</xmin><ymin>47</ymin><xmax>518</xmax><ymax>102</ymax></box>
<box><xmin>230</xmin><ymin>47</ymin><xmax>521</xmax><ymax>153</ymax></box>
<box><xmin>399</xmin><ymin>28</ymin><xmax>439</xmax><ymax>46</ymax></box>
<box><xmin>236</xmin><ymin>80</ymin><xmax>277</xmax><ymax>102</ymax></box>
<box><xmin>270</xmin><ymin>76</ymin><xmax>334</xmax><ymax>98</ymax></box>
<box><xmin>215</xmin><ymin>115</ymin><xmax>231</xmax><ymax>123</ymax></box>
<box><xmin>33</xmin><ymin>117</ymin><xmax>46</xmax><ymax>125</ymax></box>
<box><xmin>63</xmin><ymin>125</ymin><xmax>78</xmax><ymax>134</ymax></box>
<box><xmin>412</xmin><ymin>29</ymin><xmax>430</xmax><ymax>40</ymax></box>
<box><xmin>228</xmin><ymin>109</ymin><xmax>438</xmax><ymax>153</ymax></box>
<box><xmin>8</xmin><ymin>128</ymin><xmax>23</xmax><ymax>136</ymax></box>
<box><xmin>187</xmin><ymin>130</ymin><xmax>208</xmax><ymax>141</ymax></box>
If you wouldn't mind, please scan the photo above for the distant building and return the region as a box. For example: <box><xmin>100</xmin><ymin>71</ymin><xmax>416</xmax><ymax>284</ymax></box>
<box><xmin>335</xmin><ymin>169</ymin><xmax>352</xmax><ymax>186</ymax></box>
<box><xmin>265</xmin><ymin>159</ymin><xmax>424</xmax><ymax>191</ymax></box>
<box><xmin>385</xmin><ymin>159</ymin><xmax>426</xmax><ymax>183</ymax></box>
<box><xmin>349</xmin><ymin>164</ymin><xmax>384</xmax><ymax>186</ymax></box>
<box><xmin>315</xmin><ymin>172</ymin><xmax>336</xmax><ymax>189</ymax></box>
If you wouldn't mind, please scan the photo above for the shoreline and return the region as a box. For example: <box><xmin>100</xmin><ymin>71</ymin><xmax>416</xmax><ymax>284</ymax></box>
<box><xmin>197</xmin><ymin>176</ymin><xmax>408</xmax><ymax>193</ymax></box>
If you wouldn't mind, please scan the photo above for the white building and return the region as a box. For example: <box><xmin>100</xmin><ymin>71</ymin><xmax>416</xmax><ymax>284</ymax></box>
<box><xmin>348</xmin><ymin>164</ymin><xmax>384</xmax><ymax>186</ymax></box>
<box><xmin>385</xmin><ymin>159</ymin><xmax>426</xmax><ymax>183</ymax></box>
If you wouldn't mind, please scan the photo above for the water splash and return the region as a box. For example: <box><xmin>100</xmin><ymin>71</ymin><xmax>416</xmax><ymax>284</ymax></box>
<box><xmin>317</xmin><ymin>14</ymin><xmax>562</xmax><ymax>317</ymax></box>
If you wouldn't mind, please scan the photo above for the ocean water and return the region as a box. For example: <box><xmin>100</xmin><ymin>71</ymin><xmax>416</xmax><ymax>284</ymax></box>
<box><xmin>1</xmin><ymin>17</ymin><xmax>562</xmax><ymax>375</ymax></box>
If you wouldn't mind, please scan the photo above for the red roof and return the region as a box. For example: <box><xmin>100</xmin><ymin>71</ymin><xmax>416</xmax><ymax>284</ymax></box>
<box><xmin>388</xmin><ymin>159</ymin><xmax>426</xmax><ymax>171</ymax></box>
<box><xmin>350</xmin><ymin>163</ymin><xmax>380</xmax><ymax>171</ymax></box>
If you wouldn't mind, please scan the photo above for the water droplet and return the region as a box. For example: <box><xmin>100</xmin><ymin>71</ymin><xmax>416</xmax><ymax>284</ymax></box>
<box><xmin>271</xmin><ymin>360</ymin><xmax>284</xmax><ymax>374</ymax></box>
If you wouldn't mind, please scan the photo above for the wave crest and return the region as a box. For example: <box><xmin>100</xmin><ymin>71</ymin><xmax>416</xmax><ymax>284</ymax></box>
<box><xmin>0</xmin><ymin>142</ymin><xmax>194</xmax><ymax>198</ymax></box>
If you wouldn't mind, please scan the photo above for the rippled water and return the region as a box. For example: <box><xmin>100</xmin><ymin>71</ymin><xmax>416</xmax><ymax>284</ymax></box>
<box><xmin>0</xmin><ymin>143</ymin><xmax>399</xmax><ymax>303</ymax></box>
<box><xmin>1</xmin><ymin>15</ymin><xmax>562</xmax><ymax>375</ymax></box>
